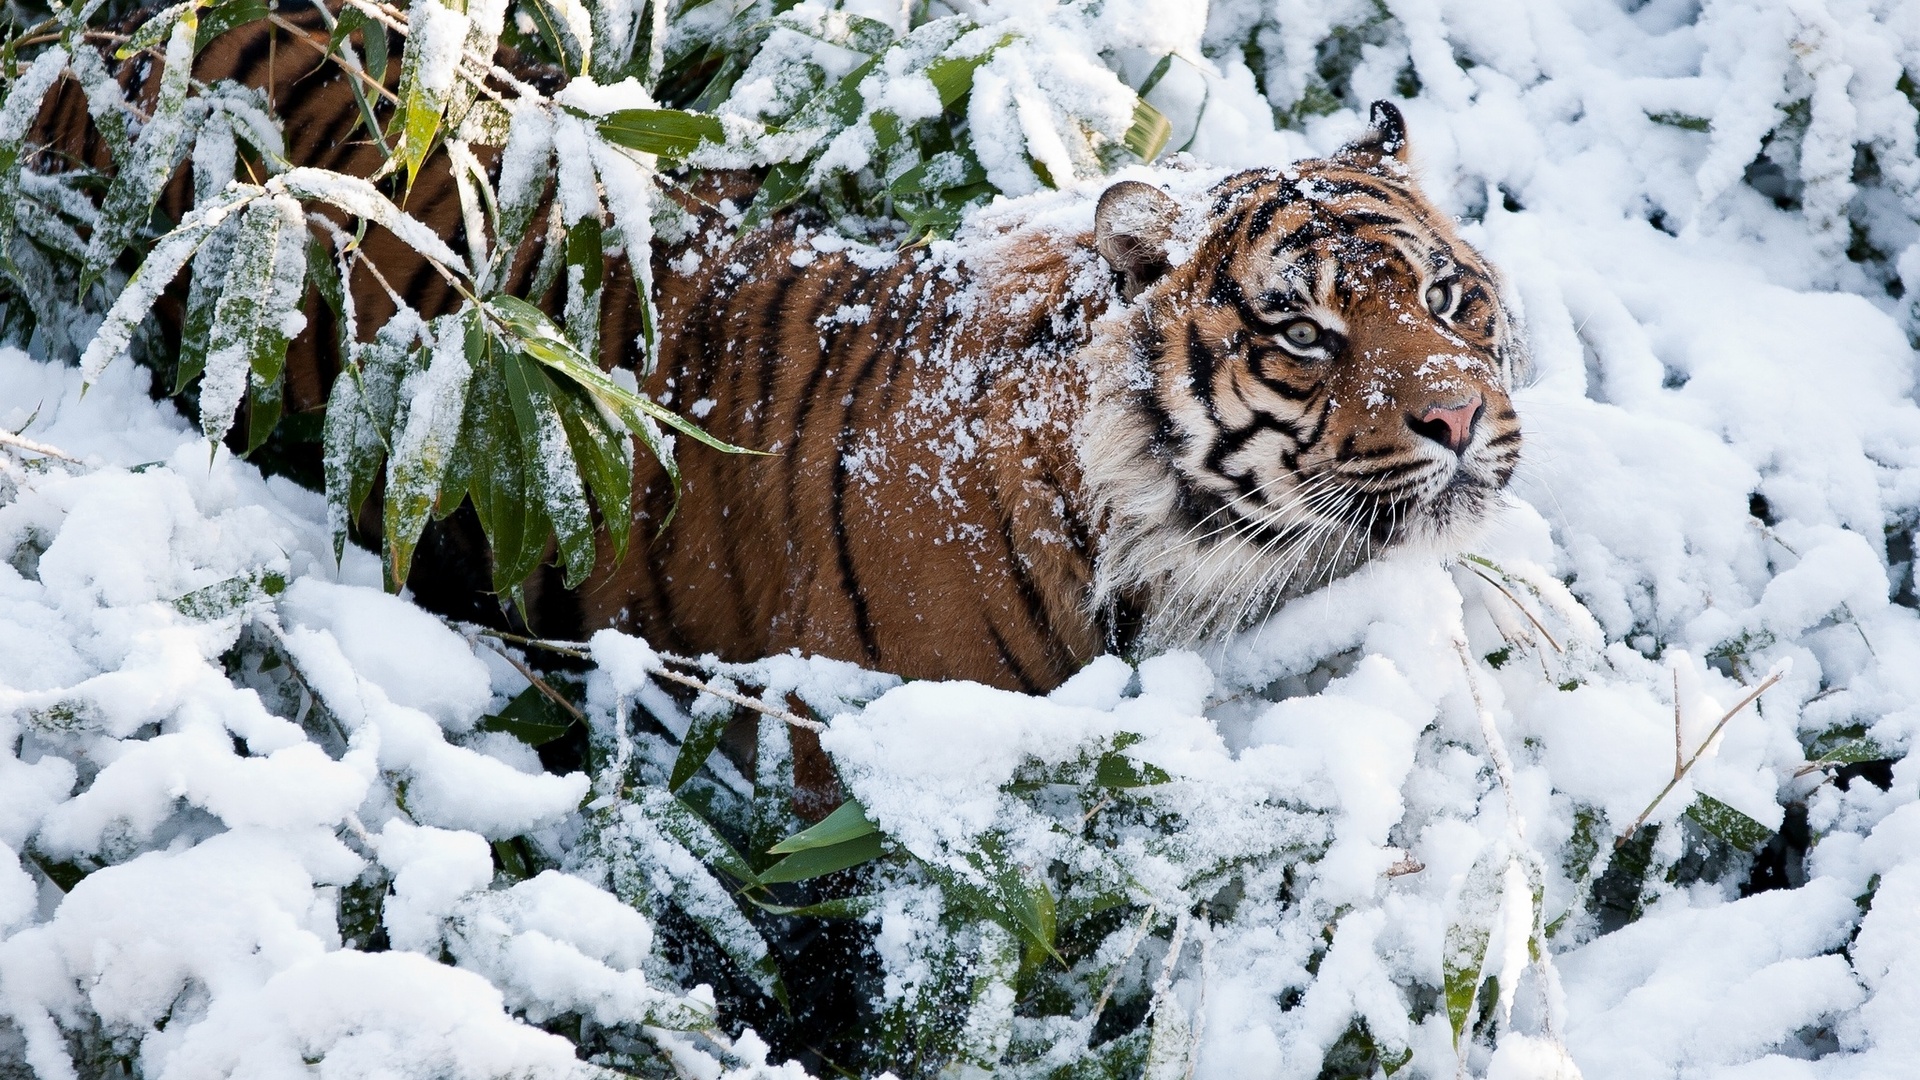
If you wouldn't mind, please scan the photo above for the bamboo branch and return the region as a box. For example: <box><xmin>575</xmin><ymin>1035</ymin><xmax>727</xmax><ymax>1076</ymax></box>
<box><xmin>1465</xmin><ymin>562</ymin><xmax>1563</xmax><ymax>654</ymax></box>
<box><xmin>0</xmin><ymin>429</ymin><xmax>79</xmax><ymax>463</ymax></box>
<box><xmin>1616</xmin><ymin>667</ymin><xmax>1786</xmax><ymax>848</ymax></box>
<box><xmin>478</xmin><ymin>639</ymin><xmax>585</xmax><ymax>723</ymax></box>
<box><xmin>463</xmin><ymin>625</ymin><xmax>826</xmax><ymax>732</ymax></box>
<box><xmin>647</xmin><ymin>665</ymin><xmax>826</xmax><ymax>733</ymax></box>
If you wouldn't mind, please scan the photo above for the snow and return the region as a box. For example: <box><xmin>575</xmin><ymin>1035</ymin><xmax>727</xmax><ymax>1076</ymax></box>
<box><xmin>10</xmin><ymin>0</ymin><xmax>1920</xmax><ymax>1076</ymax></box>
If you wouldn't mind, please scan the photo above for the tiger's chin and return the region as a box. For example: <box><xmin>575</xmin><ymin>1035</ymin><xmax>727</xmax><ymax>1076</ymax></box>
<box><xmin>1082</xmin><ymin>416</ymin><xmax>1513</xmax><ymax>652</ymax></box>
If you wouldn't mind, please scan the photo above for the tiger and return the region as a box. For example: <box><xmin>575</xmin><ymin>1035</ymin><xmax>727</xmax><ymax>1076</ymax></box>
<box><xmin>27</xmin><ymin>8</ymin><xmax>1526</xmax><ymax>696</ymax></box>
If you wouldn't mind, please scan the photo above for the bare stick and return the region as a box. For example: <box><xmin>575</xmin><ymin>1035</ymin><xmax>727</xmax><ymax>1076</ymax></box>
<box><xmin>1672</xmin><ymin>668</ymin><xmax>1683</xmax><ymax>780</ymax></box>
<box><xmin>478</xmin><ymin>640</ymin><xmax>586</xmax><ymax>723</ymax></box>
<box><xmin>0</xmin><ymin>429</ymin><xmax>79</xmax><ymax>463</ymax></box>
<box><xmin>1466</xmin><ymin>563</ymin><xmax>1563</xmax><ymax>654</ymax></box>
<box><xmin>462</xmin><ymin>624</ymin><xmax>825</xmax><ymax>731</ymax></box>
<box><xmin>1616</xmin><ymin>668</ymin><xmax>1786</xmax><ymax>848</ymax></box>
<box><xmin>1088</xmin><ymin>904</ymin><xmax>1159</xmax><ymax>1028</ymax></box>
<box><xmin>649</xmin><ymin>665</ymin><xmax>826</xmax><ymax>733</ymax></box>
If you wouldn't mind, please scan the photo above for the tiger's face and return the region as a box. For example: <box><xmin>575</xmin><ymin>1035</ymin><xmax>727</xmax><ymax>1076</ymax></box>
<box><xmin>1084</xmin><ymin>102</ymin><xmax>1525</xmax><ymax>642</ymax></box>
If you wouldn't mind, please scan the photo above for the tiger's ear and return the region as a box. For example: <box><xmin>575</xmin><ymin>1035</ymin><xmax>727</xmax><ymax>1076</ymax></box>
<box><xmin>1095</xmin><ymin>181</ymin><xmax>1180</xmax><ymax>303</ymax></box>
<box><xmin>1339</xmin><ymin>100</ymin><xmax>1411</xmax><ymax>165</ymax></box>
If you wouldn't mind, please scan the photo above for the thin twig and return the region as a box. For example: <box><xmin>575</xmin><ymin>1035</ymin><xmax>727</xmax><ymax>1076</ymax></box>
<box><xmin>1616</xmin><ymin>668</ymin><xmax>1786</xmax><ymax>848</ymax></box>
<box><xmin>1079</xmin><ymin>791</ymin><xmax>1113</xmax><ymax>829</ymax></box>
<box><xmin>1672</xmin><ymin>668</ymin><xmax>1683</xmax><ymax>780</ymax></box>
<box><xmin>469</xmin><ymin>625</ymin><xmax>590</xmax><ymax>659</ymax></box>
<box><xmin>1089</xmin><ymin>904</ymin><xmax>1159</xmax><ymax>1026</ymax></box>
<box><xmin>649</xmin><ymin>665</ymin><xmax>826</xmax><ymax>733</ymax></box>
<box><xmin>462</xmin><ymin>625</ymin><xmax>824</xmax><ymax>730</ymax></box>
<box><xmin>479</xmin><ymin>640</ymin><xmax>586</xmax><ymax>722</ymax></box>
<box><xmin>267</xmin><ymin>13</ymin><xmax>402</xmax><ymax>105</ymax></box>
<box><xmin>1466</xmin><ymin>563</ymin><xmax>1562</xmax><ymax>654</ymax></box>
<box><xmin>0</xmin><ymin>429</ymin><xmax>79</xmax><ymax>463</ymax></box>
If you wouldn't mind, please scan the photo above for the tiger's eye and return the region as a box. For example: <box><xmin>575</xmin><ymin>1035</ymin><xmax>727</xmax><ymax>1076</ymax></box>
<box><xmin>1283</xmin><ymin>320</ymin><xmax>1321</xmax><ymax>347</ymax></box>
<box><xmin>1425</xmin><ymin>281</ymin><xmax>1452</xmax><ymax>315</ymax></box>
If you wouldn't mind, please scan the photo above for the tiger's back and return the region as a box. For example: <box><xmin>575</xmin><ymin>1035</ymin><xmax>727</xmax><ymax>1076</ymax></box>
<box><xmin>597</xmin><ymin>188</ymin><xmax>1117</xmax><ymax>690</ymax></box>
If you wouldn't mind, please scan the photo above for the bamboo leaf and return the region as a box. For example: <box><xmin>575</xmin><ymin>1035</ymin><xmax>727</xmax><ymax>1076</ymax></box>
<box><xmin>0</xmin><ymin>46</ymin><xmax>75</xmax><ymax>265</ymax></box>
<box><xmin>383</xmin><ymin>313</ymin><xmax>474</xmax><ymax>590</ymax></box>
<box><xmin>460</xmin><ymin>331</ymin><xmax>547</xmax><ymax>591</ymax></box>
<box><xmin>757</xmin><ymin>832</ymin><xmax>886</xmax><ymax>884</ymax></box>
<box><xmin>1124</xmin><ymin>97</ymin><xmax>1172</xmax><ymax>162</ymax></box>
<box><xmin>1093</xmin><ymin>743</ymin><xmax>1171</xmax><ymax>788</ymax></box>
<box><xmin>592</xmin><ymin>107</ymin><xmax>724</xmax><ymax>161</ymax></box>
<box><xmin>1686</xmin><ymin>794</ymin><xmax>1774</xmax><ymax>853</ymax></box>
<box><xmin>115</xmin><ymin>1</ymin><xmax>193</xmax><ymax>59</ymax></box>
<box><xmin>196</xmin><ymin>0</ymin><xmax>268</xmax><ymax>50</ymax></box>
<box><xmin>394</xmin><ymin>0</ymin><xmax>468</xmax><ymax>190</ymax></box>
<box><xmin>1442</xmin><ymin>845</ymin><xmax>1505</xmax><ymax>1048</ymax></box>
<box><xmin>550</xmin><ymin>381</ymin><xmax>632</xmax><ymax>565</ymax></box>
<box><xmin>499</xmin><ymin>348</ymin><xmax>596</xmax><ymax>588</ymax></box>
<box><xmin>967</xmin><ymin>833</ymin><xmax>1062</xmax><ymax>965</ymax></box>
<box><xmin>768</xmin><ymin>798</ymin><xmax>876</xmax><ymax>854</ymax></box>
<box><xmin>81</xmin><ymin>8</ymin><xmax>199</xmax><ymax>295</ymax></box>
<box><xmin>522</xmin><ymin>0</ymin><xmax>585</xmax><ymax>77</ymax></box>
<box><xmin>278</xmin><ymin>168</ymin><xmax>468</xmax><ymax>274</ymax></box>
<box><xmin>743</xmin><ymin>893</ymin><xmax>878</xmax><ymax>919</ymax></box>
<box><xmin>483</xmin><ymin>294</ymin><xmax>762</xmax><ymax>458</ymax></box>
<box><xmin>199</xmin><ymin>195</ymin><xmax>304</xmax><ymax>446</ymax></box>
<box><xmin>668</xmin><ymin>706</ymin><xmax>730</xmax><ymax>793</ymax></box>
<box><xmin>477</xmin><ymin>684</ymin><xmax>575</xmax><ymax>746</ymax></box>
<box><xmin>631</xmin><ymin>787</ymin><xmax>759</xmax><ymax>887</ymax></box>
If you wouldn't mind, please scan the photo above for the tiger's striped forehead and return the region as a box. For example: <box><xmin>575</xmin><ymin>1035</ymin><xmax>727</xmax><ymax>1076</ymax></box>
<box><xmin>1201</xmin><ymin>164</ymin><xmax>1489</xmax><ymax>323</ymax></box>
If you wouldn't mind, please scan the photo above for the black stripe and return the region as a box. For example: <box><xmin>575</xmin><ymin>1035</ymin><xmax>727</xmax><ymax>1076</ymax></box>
<box><xmin>828</xmin><ymin>455</ymin><xmax>879</xmax><ymax>663</ymax></box>
<box><xmin>1204</xmin><ymin>411</ymin><xmax>1303</xmax><ymax>475</ymax></box>
<box><xmin>988</xmin><ymin>623</ymin><xmax>1043</xmax><ymax>694</ymax></box>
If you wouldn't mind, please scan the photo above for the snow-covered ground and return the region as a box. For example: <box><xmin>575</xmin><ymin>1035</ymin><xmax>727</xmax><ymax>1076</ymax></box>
<box><xmin>7</xmin><ymin>0</ymin><xmax>1920</xmax><ymax>1077</ymax></box>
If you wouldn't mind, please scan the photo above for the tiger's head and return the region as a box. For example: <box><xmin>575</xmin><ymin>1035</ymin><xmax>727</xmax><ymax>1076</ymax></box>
<box><xmin>1080</xmin><ymin>102</ymin><xmax>1526</xmax><ymax>644</ymax></box>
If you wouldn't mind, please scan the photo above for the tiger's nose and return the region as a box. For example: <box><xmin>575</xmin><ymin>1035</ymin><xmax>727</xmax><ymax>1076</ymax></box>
<box><xmin>1408</xmin><ymin>393</ymin><xmax>1483</xmax><ymax>454</ymax></box>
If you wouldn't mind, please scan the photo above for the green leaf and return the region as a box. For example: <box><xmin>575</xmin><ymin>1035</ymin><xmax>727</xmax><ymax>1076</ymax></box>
<box><xmin>200</xmin><ymin>196</ymin><xmax>303</xmax><ymax>445</ymax></box>
<box><xmin>1647</xmin><ymin>110</ymin><xmax>1711</xmax><ymax>132</ymax></box>
<box><xmin>478</xmin><ymin>684</ymin><xmax>575</xmax><ymax>746</ymax></box>
<box><xmin>742</xmin><ymin>893</ymin><xmax>879</xmax><ymax>919</ymax></box>
<box><xmin>768</xmin><ymin>798</ymin><xmax>877</xmax><ymax>854</ymax></box>
<box><xmin>196</xmin><ymin>0</ymin><xmax>269</xmax><ymax>51</ymax></box>
<box><xmin>461</xmin><ymin>334</ymin><xmax>547</xmax><ymax>591</ymax></box>
<box><xmin>117</xmin><ymin>1</ymin><xmax>194</xmax><ymax>59</ymax></box>
<box><xmin>1094</xmin><ymin>741</ymin><xmax>1171</xmax><ymax>788</ymax></box>
<box><xmin>1686</xmin><ymin>794</ymin><xmax>1774</xmax><ymax>853</ymax></box>
<box><xmin>1124</xmin><ymin>97</ymin><xmax>1172</xmax><ymax>162</ymax></box>
<box><xmin>492</xmin><ymin>837</ymin><xmax>532</xmax><ymax>880</ymax></box>
<box><xmin>1805</xmin><ymin>725</ymin><xmax>1891</xmax><ymax>765</ymax></box>
<box><xmin>757</xmin><ymin>831</ymin><xmax>886</xmax><ymax>884</ymax></box>
<box><xmin>383</xmin><ymin>313</ymin><xmax>474</xmax><ymax>590</ymax></box>
<box><xmin>82</xmin><ymin>8</ymin><xmax>199</xmax><ymax>296</ymax></box>
<box><xmin>394</xmin><ymin>0</ymin><xmax>455</xmax><ymax>190</ymax></box>
<box><xmin>965</xmin><ymin>833</ymin><xmax>1061</xmax><ymax>965</ymax></box>
<box><xmin>632</xmin><ymin>787</ymin><xmax>760</xmax><ymax>887</ymax></box>
<box><xmin>739</xmin><ymin>159</ymin><xmax>809</xmax><ymax>234</ymax></box>
<box><xmin>1137</xmin><ymin>52</ymin><xmax>1176</xmax><ymax>97</ymax></box>
<box><xmin>1442</xmin><ymin>848</ymin><xmax>1504</xmax><ymax>1048</ymax></box>
<box><xmin>484</xmin><ymin>295</ymin><xmax>764</xmax><ymax>457</ymax></box>
<box><xmin>521</xmin><ymin>0</ymin><xmax>584</xmax><ymax>77</ymax></box>
<box><xmin>499</xmin><ymin>348</ymin><xmax>596</xmax><ymax>588</ymax></box>
<box><xmin>593</xmin><ymin>108</ymin><xmax>725</xmax><ymax>161</ymax></box>
<box><xmin>550</xmin><ymin>381</ymin><xmax>632</xmax><ymax>566</ymax></box>
<box><xmin>925</xmin><ymin>51</ymin><xmax>991</xmax><ymax>110</ymax></box>
<box><xmin>669</xmin><ymin>707</ymin><xmax>731</xmax><ymax>792</ymax></box>
<box><xmin>173</xmin><ymin>568</ymin><xmax>285</xmax><ymax>619</ymax></box>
